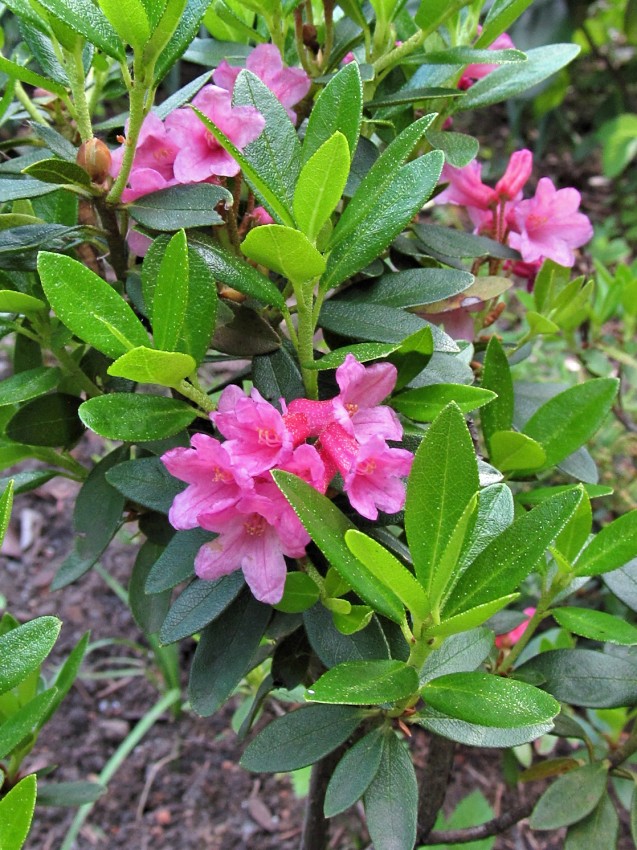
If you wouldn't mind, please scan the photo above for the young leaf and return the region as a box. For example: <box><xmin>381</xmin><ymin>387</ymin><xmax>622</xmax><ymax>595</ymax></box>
<box><xmin>0</xmin><ymin>54</ymin><xmax>68</xmax><ymax>99</ymax></box>
<box><xmin>364</xmin><ymin>729</ymin><xmax>418</xmax><ymax>850</ymax></box>
<box><xmin>33</xmin><ymin>0</ymin><xmax>125</xmax><ymax>59</ymax></box>
<box><xmin>480</xmin><ymin>335</ymin><xmax>513</xmax><ymax>446</ymax></box>
<box><xmin>345</xmin><ymin>530</ymin><xmax>430</xmax><ymax>621</ymax></box>
<box><xmin>107</xmin><ymin>347</ymin><xmax>196</xmax><ymax>387</ymax></box>
<box><xmin>273</xmin><ymin>471</ymin><xmax>405</xmax><ymax>624</ymax></box>
<box><xmin>293</xmin><ymin>133</ymin><xmax>350</xmax><ymax>242</ymax></box>
<box><xmin>241</xmin><ymin>704</ymin><xmax>363</xmax><ymax>772</ymax></box>
<box><xmin>426</xmin><ymin>594</ymin><xmax>519</xmax><ymax>637</ymax></box>
<box><xmin>521</xmin><ymin>378</ymin><xmax>619</xmax><ymax>469</ymax></box>
<box><xmin>97</xmin><ymin>0</ymin><xmax>150</xmax><ymax>50</ymax></box>
<box><xmin>423</xmin><ymin>672</ymin><xmax>560</xmax><ymax>727</ymax></box>
<box><xmin>551</xmin><ymin>607</ymin><xmax>637</xmax><ymax>645</ymax></box>
<box><xmin>0</xmin><ymin>291</ymin><xmax>46</xmax><ymax>313</ymax></box>
<box><xmin>273</xmin><ymin>572</ymin><xmax>320</xmax><ymax>614</ymax></box>
<box><xmin>405</xmin><ymin>403</ymin><xmax>479</xmax><ymax>596</ymax></box>
<box><xmin>303</xmin><ymin>62</ymin><xmax>363</xmax><ymax>163</ymax></box>
<box><xmin>0</xmin><ymin>774</ymin><xmax>37</xmax><ymax>850</ymax></box>
<box><xmin>555</xmin><ymin>490</ymin><xmax>592</xmax><ymax>563</ymax></box>
<box><xmin>530</xmin><ymin>763</ymin><xmax>609</xmax><ymax>830</ymax></box>
<box><xmin>574</xmin><ymin>511</ymin><xmax>637</xmax><ymax>577</ymax></box>
<box><xmin>307</xmin><ymin>660</ymin><xmax>419</xmax><ymax>705</ymax></box>
<box><xmin>392</xmin><ymin>384</ymin><xmax>496</xmax><ymax>421</ymax></box>
<box><xmin>38</xmin><ymin>252</ymin><xmax>149</xmax><ymax>359</ymax></box>
<box><xmin>0</xmin><ymin>616</ymin><xmax>61</xmax><ymax>695</ymax></box>
<box><xmin>489</xmin><ymin>430</ymin><xmax>546</xmax><ymax>472</ymax></box>
<box><xmin>0</xmin><ymin>480</ymin><xmax>13</xmax><ymax>546</ymax></box>
<box><xmin>241</xmin><ymin>225</ymin><xmax>326</xmax><ymax>284</ymax></box>
<box><xmin>324</xmin><ymin>727</ymin><xmax>384</xmax><ymax>817</ymax></box>
<box><xmin>152</xmin><ymin>229</ymin><xmax>189</xmax><ymax>351</ymax></box>
<box><xmin>79</xmin><ymin>394</ymin><xmax>196</xmax><ymax>442</ymax></box>
<box><xmin>476</xmin><ymin>0</ymin><xmax>534</xmax><ymax>47</ymax></box>
<box><xmin>443</xmin><ymin>488</ymin><xmax>582</xmax><ymax>617</ymax></box>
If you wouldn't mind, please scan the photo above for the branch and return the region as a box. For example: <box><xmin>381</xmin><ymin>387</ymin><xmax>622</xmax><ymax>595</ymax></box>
<box><xmin>420</xmin><ymin>797</ymin><xmax>537</xmax><ymax>845</ymax></box>
<box><xmin>417</xmin><ymin>733</ymin><xmax>455</xmax><ymax>839</ymax></box>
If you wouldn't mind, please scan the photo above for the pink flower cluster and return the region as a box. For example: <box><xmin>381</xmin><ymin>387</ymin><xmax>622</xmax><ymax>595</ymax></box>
<box><xmin>110</xmin><ymin>45</ymin><xmax>310</xmax><ymax>203</ymax></box>
<box><xmin>161</xmin><ymin>356</ymin><xmax>413</xmax><ymax>604</ymax></box>
<box><xmin>435</xmin><ymin>149</ymin><xmax>593</xmax><ymax>272</ymax></box>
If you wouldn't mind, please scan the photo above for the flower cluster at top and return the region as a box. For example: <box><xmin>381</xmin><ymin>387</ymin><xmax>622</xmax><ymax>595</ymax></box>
<box><xmin>434</xmin><ymin>149</ymin><xmax>594</xmax><ymax>280</ymax></box>
<box><xmin>110</xmin><ymin>45</ymin><xmax>310</xmax><ymax>202</ymax></box>
<box><xmin>161</xmin><ymin>356</ymin><xmax>413</xmax><ymax>605</ymax></box>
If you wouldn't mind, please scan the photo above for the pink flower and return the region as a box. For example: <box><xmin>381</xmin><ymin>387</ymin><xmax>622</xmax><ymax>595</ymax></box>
<box><xmin>436</xmin><ymin>160</ymin><xmax>497</xmax><ymax>211</ymax></box>
<box><xmin>213</xmin><ymin>385</ymin><xmax>294</xmax><ymax>475</ymax></box>
<box><xmin>494</xmin><ymin>149</ymin><xmax>532</xmax><ymax>201</ymax></box>
<box><xmin>459</xmin><ymin>31</ymin><xmax>515</xmax><ymax>89</ymax></box>
<box><xmin>250</xmin><ymin>206</ymin><xmax>274</xmax><ymax>226</ymax></box>
<box><xmin>196</xmin><ymin>481</ymin><xmax>309</xmax><ymax>604</ymax></box>
<box><xmin>342</xmin><ymin>51</ymin><xmax>356</xmax><ymax>64</ymax></box>
<box><xmin>508</xmin><ymin>178</ymin><xmax>593</xmax><ymax>266</ymax></box>
<box><xmin>319</xmin><ymin>423</ymin><xmax>413</xmax><ymax>520</ymax></box>
<box><xmin>110</xmin><ymin>112</ymin><xmax>180</xmax><ymax>202</ymax></box>
<box><xmin>165</xmin><ymin>85</ymin><xmax>265</xmax><ymax>183</ymax></box>
<box><xmin>495</xmin><ymin>607</ymin><xmax>536</xmax><ymax>649</ymax></box>
<box><xmin>214</xmin><ymin>44</ymin><xmax>311</xmax><ymax>123</ymax></box>
<box><xmin>161</xmin><ymin>434</ymin><xmax>252</xmax><ymax>530</ymax></box>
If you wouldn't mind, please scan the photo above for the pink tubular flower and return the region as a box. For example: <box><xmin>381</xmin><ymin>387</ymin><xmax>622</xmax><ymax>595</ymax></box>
<box><xmin>495</xmin><ymin>607</ymin><xmax>536</xmax><ymax>649</ymax></box>
<box><xmin>161</xmin><ymin>434</ymin><xmax>252</xmax><ymax>530</ymax></box>
<box><xmin>333</xmin><ymin>354</ymin><xmax>403</xmax><ymax>442</ymax></box>
<box><xmin>436</xmin><ymin>160</ymin><xmax>497</xmax><ymax>211</ymax></box>
<box><xmin>110</xmin><ymin>112</ymin><xmax>180</xmax><ymax>202</ymax></box>
<box><xmin>214</xmin><ymin>44</ymin><xmax>311</xmax><ymax>123</ymax></box>
<box><xmin>165</xmin><ymin>85</ymin><xmax>265</xmax><ymax>183</ymax></box>
<box><xmin>319</xmin><ymin>423</ymin><xmax>413</xmax><ymax>520</ymax></box>
<box><xmin>459</xmin><ymin>31</ymin><xmax>515</xmax><ymax>89</ymax></box>
<box><xmin>508</xmin><ymin>178</ymin><xmax>594</xmax><ymax>267</ymax></box>
<box><xmin>494</xmin><ymin>149</ymin><xmax>533</xmax><ymax>201</ymax></box>
<box><xmin>213</xmin><ymin>385</ymin><xmax>294</xmax><ymax>475</ymax></box>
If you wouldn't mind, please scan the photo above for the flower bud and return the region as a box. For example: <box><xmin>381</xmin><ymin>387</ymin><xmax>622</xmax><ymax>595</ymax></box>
<box><xmin>76</xmin><ymin>138</ymin><xmax>112</xmax><ymax>184</ymax></box>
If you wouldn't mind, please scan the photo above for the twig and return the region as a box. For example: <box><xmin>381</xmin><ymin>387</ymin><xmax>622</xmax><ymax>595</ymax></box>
<box><xmin>420</xmin><ymin>797</ymin><xmax>537</xmax><ymax>845</ymax></box>
<box><xmin>416</xmin><ymin>733</ymin><xmax>456</xmax><ymax>839</ymax></box>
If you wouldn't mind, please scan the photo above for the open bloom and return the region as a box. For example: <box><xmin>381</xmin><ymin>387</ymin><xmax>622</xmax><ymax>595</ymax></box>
<box><xmin>214</xmin><ymin>44</ymin><xmax>311</xmax><ymax>123</ymax></box>
<box><xmin>110</xmin><ymin>112</ymin><xmax>180</xmax><ymax>202</ymax></box>
<box><xmin>508</xmin><ymin>178</ymin><xmax>594</xmax><ymax>267</ymax></box>
<box><xmin>165</xmin><ymin>85</ymin><xmax>265</xmax><ymax>183</ymax></box>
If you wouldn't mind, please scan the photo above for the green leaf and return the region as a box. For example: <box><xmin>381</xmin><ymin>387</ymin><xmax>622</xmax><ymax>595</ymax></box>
<box><xmin>564</xmin><ymin>794</ymin><xmax>619</xmax><ymax>850</ymax></box>
<box><xmin>303</xmin><ymin>62</ymin><xmax>362</xmax><ymax>163</ymax></box>
<box><xmin>97</xmin><ymin>0</ymin><xmax>150</xmax><ymax>49</ymax></box>
<box><xmin>443</xmin><ymin>489</ymin><xmax>582</xmax><ymax>617</ymax></box>
<box><xmin>159</xmin><ymin>574</ymin><xmax>245</xmax><ymax>643</ymax></box>
<box><xmin>330</xmin><ymin>113</ymin><xmax>436</xmax><ymax>251</ymax></box>
<box><xmin>489</xmin><ymin>430</ymin><xmax>546</xmax><ymax>472</ymax></box>
<box><xmin>413</xmin><ymin>708</ymin><xmax>553</xmax><ymax>747</ymax></box>
<box><xmin>0</xmin><ymin>774</ymin><xmax>37</xmax><ymax>850</ymax></box>
<box><xmin>480</xmin><ymin>336</ymin><xmax>513</xmax><ymax>447</ymax></box>
<box><xmin>38</xmin><ymin>253</ymin><xmax>149</xmax><ymax>359</ymax></box>
<box><xmin>273</xmin><ymin>471</ymin><xmax>405</xmax><ymax>623</ymax></box>
<box><xmin>253</xmin><ymin>346</ymin><xmax>305</xmax><ymax>401</ymax></box>
<box><xmin>22</xmin><ymin>158</ymin><xmax>90</xmax><ymax>187</ymax></box>
<box><xmin>604</xmin><ymin>560</ymin><xmax>637</xmax><ymax>613</ymax></box>
<box><xmin>423</xmin><ymin>672</ymin><xmax>560</xmax><ymax>727</ymax></box>
<box><xmin>36</xmin><ymin>781</ymin><xmax>106</xmax><ymax>807</ymax></box>
<box><xmin>424</xmin><ymin>130</ymin><xmax>479</xmax><ymax>168</ymax></box>
<box><xmin>412</xmin><ymin>222</ymin><xmax>519</xmax><ymax>260</ymax></box>
<box><xmin>530</xmin><ymin>763</ymin><xmax>609</xmax><ymax>830</ymax></box>
<box><xmin>107</xmin><ymin>347</ymin><xmax>195</xmax><ymax>387</ymax></box>
<box><xmin>241</xmin><ymin>704</ymin><xmax>363</xmax><ymax>772</ymax></box>
<box><xmin>129</xmin><ymin>542</ymin><xmax>171</xmax><ymax>635</ymax></box>
<box><xmin>307</xmin><ymin>660</ymin><xmax>419</xmax><ymax>705</ymax></box>
<box><xmin>0</xmin><ymin>616</ymin><xmax>60</xmax><ymax>695</ymax></box>
<box><xmin>393</xmin><ymin>385</ymin><xmax>496</xmax><ymax>421</ymax></box>
<box><xmin>0</xmin><ymin>480</ymin><xmax>13</xmax><ymax>547</ymax></box>
<box><xmin>551</xmin><ymin>607</ymin><xmax>637</xmax><ymax>645</ymax></box>
<box><xmin>6</xmin><ymin>393</ymin><xmax>83</xmax><ymax>448</ymax></box>
<box><xmin>241</xmin><ymin>225</ymin><xmax>326</xmax><ymax>284</ymax></box>
<box><xmin>457</xmin><ymin>45</ymin><xmax>580</xmax><ymax>111</ymax></box>
<box><xmin>420</xmin><ymin>628</ymin><xmax>493</xmax><ymax>684</ymax></box>
<box><xmin>516</xmin><ymin>648</ymin><xmax>637</xmax><ymax>708</ymax></box>
<box><xmin>427</xmin><ymin>594</ymin><xmax>519</xmax><ymax>637</ymax></box>
<box><xmin>189</xmin><ymin>233</ymin><xmax>284</xmax><ymax>307</ymax></box>
<box><xmin>105</xmin><ymin>455</ymin><xmax>183</xmax><ymax>513</ymax></box>
<box><xmin>0</xmin><ymin>688</ymin><xmax>58</xmax><ymax>759</ymax></box>
<box><xmin>33</xmin><ymin>0</ymin><xmax>125</xmax><ymax>59</ymax></box>
<box><xmin>303</xmin><ymin>605</ymin><xmax>391</xmax><ymax>668</ymax></box>
<box><xmin>127</xmin><ymin>184</ymin><xmax>231</xmax><ymax>230</ymax></box>
<box><xmin>145</xmin><ymin>528</ymin><xmax>211</xmax><ymax>592</ymax></box>
<box><xmin>294</xmin><ymin>133</ymin><xmax>350</xmax><ymax>242</ymax></box>
<box><xmin>189</xmin><ymin>591</ymin><xmax>270</xmax><ymax>715</ymax></box>
<box><xmin>364</xmin><ymin>728</ymin><xmax>418</xmax><ymax>850</ymax></box>
<box><xmin>522</xmin><ymin>378</ymin><xmax>618</xmax><ymax>469</ymax></box>
<box><xmin>79</xmin><ymin>394</ymin><xmax>196</xmax><ymax>441</ymax></box>
<box><xmin>273</xmin><ymin>572</ymin><xmax>320</xmax><ymax>614</ymax></box>
<box><xmin>476</xmin><ymin>0</ymin><xmax>534</xmax><ymax>47</ymax></box>
<box><xmin>598</xmin><ymin>114</ymin><xmax>637</xmax><ymax>179</ymax></box>
<box><xmin>345</xmin><ymin>530</ymin><xmax>430</xmax><ymax>621</ymax></box>
<box><xmin>0</xmin><ymin>178</ymin><xmax>57</xmax><ymax>203</ymax></box>
<box><xmin>574</xmin><ymin>511</ymin><xmax>637</xmax><ymax>577</ymax></box>
<box><xmin>0</xmin><ymin>54</ymin><xmax>67</xmax><ymax>99</ymax></box>
<box><xmin>151</xmin><ymin>229</ymin><xmax>189</xmax><ymax>350</ymax></box>
<box><xmin>324</xmin><ymin>727</ymin><xmax>384</xmax><ymax>817</ymax></box>
<box><xmin>0</xmin><ymin>367</ymin><xmax>60</xmax><ymax>407</ymax></box>
<box><xmin>322</xmin><ymin>150</ymin><xmax>444</xmax><ymax>291</ymax></box>
<box><xmin>405</xmin><ymin>403</ymin><xmax>479</xmax><ymax>596</ymax></box>
<box><xmin>0</xmin><ymin>290</ymin><xmax>46</xmax><ymax>313</ymax></box>
<box><xmin>338</xmin><ymin>267</ymin><xmax>474</xmax><ymax>309</ymax></box>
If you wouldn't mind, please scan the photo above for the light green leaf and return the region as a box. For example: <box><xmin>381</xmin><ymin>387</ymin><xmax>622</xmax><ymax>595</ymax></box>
<box><xmin>392</xmin><ymin>384</ymin><xmax>496</xmax><ymax>421</ymax></box>
<box><xmin>79</xmin><ymin>394</ymin><xmax>196</xmax><ymax>441</ymax></box>
<box><xmin>480</xmin><ymin>335</ymin><xmax>513</xmax><ymax>447</ymax></box>
<box><xmin>303</xmin><ymin>62</ymin><xmax>362</xmax><ymax>162</ymax></box>
<box><xmin>574</xmin><ymin>511</ymin><xmax>637</xmax><ymax>577</ymax></box>
<box><xmin>0</xmin><ymin>290</ymin><xmax>46</xmax><ymax>314</ymax></box>
<box><xmin>153</xmin><ymin>228</ymin><xmax>188</xmax><ymax>351</ymax></box>
<box><xmin>107</xmin><ymin>347</ymin><xmax>196</xmax><ymax>387</ymax></box>
<box><xmin>0</xmin><ymin>616</ymin><xmax>61</xmax><ymax>695</ymax></box>
<box><xmin>0</xmin><ymin>774</ymin><xmax>37</xmax><ymax>850</ymax></box>
<box><xmin>0</xmin><ymin>480</ymin><xmax>13</xmax><ymax>547</ymax></box>
<box><xmin>307</xmin><ymin>660</ymin><xmax>419</xmax><ymax>705</ymax></box>
<box><xmin>241</xmin><ymin>225</ymin><xmax>326</xmax><ymax>284</ymax></box>
<box><xmin>476</xmin><ymin>0</ymin><xmax>534</xmax><ymax>47</ymax></box>
<box><xmin>38</xmin><ymin>252</ymin><xmax>149</xmax><ymax>359</ymax></box>
<box><xmin>98</xmin><ymin>0</ymin><xmax>150</xmax><ymax>49</ymax></box>
<box><xmin>426</xmin><ymin>594</ymin><xmax>519</xmax><ymax>637</ymax></box>
<box><xmin>0</xmin><ymin>54</ymin><xmax>67</xmax><ymax>99</ymax></box>
<box><xmin>33</xmin><ymin>0</ymin><xmax>126</xmax><ymax>59</ymax></box>
<box><xmin>552</xmin><ymin>607</ymin><xmax>637</xmax><ymax>645</ymax></box>
<box><xmin>489</xmin><ymin>430</ymin><xmax>546</xmax><ymax>472</ymax></box>
<box><xmin>273</xmin><ymin>572</ymin><xmax>320</xmax><ymax>614</ymax></box>
<box><xmin>0</xmin><ymin>367</ymin><xmax>60</xmax><ymax>407</ymax></box>
<box><xmin>293</xmin><ymin>133</ymin><xmax>350</xmax><ymax>242</ymax></box>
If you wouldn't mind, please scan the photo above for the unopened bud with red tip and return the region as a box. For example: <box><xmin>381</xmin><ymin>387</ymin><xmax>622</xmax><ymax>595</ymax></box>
<box><xmin>76</xmin><ymin>138</ymin><xmax>112</xmax><ymax>184</ymax></box>
<box><xmin>494</xmin><ymin>149</ymin><xmax>533</xmax><ymax>201</ymax></box>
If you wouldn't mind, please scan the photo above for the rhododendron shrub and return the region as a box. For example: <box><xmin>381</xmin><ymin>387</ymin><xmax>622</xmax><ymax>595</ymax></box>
<box><xmin>2</xmin><ymin>2</ymin><xmax>637</xmax><ymax>850</ymax></box>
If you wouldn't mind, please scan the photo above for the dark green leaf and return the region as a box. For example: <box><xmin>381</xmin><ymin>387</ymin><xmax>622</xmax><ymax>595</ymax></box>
<box><xmin>481</xmin><ymin>336</ymin><xmax>513</xmax><ymax>446</ymax></box>
<box><xmin>338</xmin><ymin>267</ymin><xmax>474</xmax><ymax>309</ymax></box>
<box><xmin>252</xmin><ymin>347</ymin><xmax>304</xmax><ymax>403</ymax></box>
<box><xmin>413</xmin><ymin>707</ymin><xmax>553</xmax><ymax>747</ymax></box>
<box><xmin>552</xmin><ymin>607</ymin><xmax>637</xmax><ymax>645</ymax></box>
<box><xmin>0</xmin><ymin>178</ymin><xmax>57</xmax><ymax>203</ymax></box>
<box><xmin>477</xmin><ymin>0</ymin><xmax>534</xmax><ymax>47</ymax></box>
<box><xmin>73</xmin><ymin>445</ymin><xmax>127</xmax><ymax>562</ymax></box>
<box><xmin>241</xmin><ymin>704</ymin><xmax>363</xmax><ymax>772</ymax></box>
<box><xmin>604</xmin><ymin>559</ymin><xmax>637</xmax><ymax>613</ymax></box>
<box><xmin>303</xmin><ymin>604</ymin><xmax>391</xmax><ymax>668</ymax></box>
<box><xmin>37</xmin><ymin>781</ymin><xmax>106</xmax><ymax>807</ymax></box>
<box><xmin>420</xmin><ymin>628</ymin><xmax>493</xmax><ymax>685</ymax></box>
<box><xmin>303</xmin><ymin>62</ymin><xmax>362</xmax><ymax>162</ymax></box>
<box><xmin>0</xmin><ymin>367</ymin><xmax>60</xmax><ymax>407</ymax></box>
<box><xmin>154</xmin><ymin>0</ymin><xmax>209</xmax><ymax>83</ymax></box>
<box><xmin>127</xmin><ymin>184</ymin><xmax>231</xmax><ymax>230</ymax></box>
<box><xmin>23</xmin><ymin>158</ymin><xmax>90</xmax><ymax>187</ymax></box>
<box><xmin>308</xmin><ymin>660</ymin><xmax>419</xmax><ymax>705</ymax></box>
<box><xmin>79</xmin><ymin>394</ymin><xmax>196</xmax><ymax>442</ymax></box>
<box><xmin>459</xmin><ymin>484</ymin><xmax>514</xmax><ymax>570</ymax></box>
<box><xmin>145</xmin><ymin>528</ymin><xmax>212</xmax><ymax>592</ymax></box>
<box><xmin>530</xmin><ymin>764</ymin><xmax>609</xmax><ymax>830</ymax></box>
<box><xmin>324</xmin><ymin>727</ymin><xmax>384</xmax><ymax>816</ymax></box>
<box><xmin>425</xmin><ymin>130</ymin><xmax>479</xmax><ymax>168</ymax></box>
<box><xmin>412</xmin><ymin>222</ymin><xmax>519</xmax><ymax>260</ymax></box>
<box><xmin>564</xmin><ymin>794</ymin><xmax>619</xmax><ymax>850</ymax></box>
<box><xmin>364</xmin><ymin>729</ymin><xmax>418</xmax><ymax>850</ymax></box>
<box><xmin>129</xmin><ymin>542</ymin><xmax>171</xmax><ymax>635</ymax></box>
<box><xmin>105</xmin><ymin>456</ymin><xmax>185</xmax><ymax>513</ymax></box>
<box><xmin>189</xmin><ymin>591</ymin><xmax>270</xmax><ymax>715</ymax></box>
<box><xmin>575</xmin><ymin>511</ymin><xmax>637</xmax><ymax>577</ymax></box>
<box><xmin>159</xmin><ymin>574</ymin><xmax>245</xmax><ymax>644</ymax></box>
<box><xmin>6</xmin><ymin>393</ymin><xmax>83</xmax><ymax>448</ymax></box>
